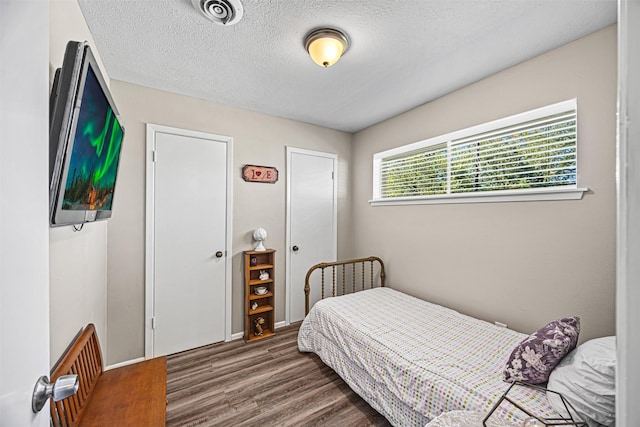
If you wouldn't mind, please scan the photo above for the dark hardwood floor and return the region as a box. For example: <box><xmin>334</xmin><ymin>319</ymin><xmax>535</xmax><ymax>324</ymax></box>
<box><xmin>166</xmin><ymin>323</ymin><xmax>392</xmax><ymax>427</ymax></box>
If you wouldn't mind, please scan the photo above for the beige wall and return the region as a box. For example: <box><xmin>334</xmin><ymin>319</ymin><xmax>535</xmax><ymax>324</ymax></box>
<box><xmin>49</xmin><ymin>0</ymin><xmax>109</xmax><ymax>367</ymax></box>
<box><xmin>351</xmin><ymin>26</ymin><xmax>617</xmax><ymax>342</ymax></box>
<box><xmin>106</xmin><ymin>81</ymin><xmax>352</xmax><ymax>364</ymax></box>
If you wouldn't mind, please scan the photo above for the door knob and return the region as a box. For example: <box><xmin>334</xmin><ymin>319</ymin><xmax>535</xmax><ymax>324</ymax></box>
<box><xmin>32</xmin><ymin>374</ymin><xmax>79</xmax><ymax>413</ymax></box>
<box><xmin>292</xmin><ymin>245</ymin><xmax>299</xmax><ymax>252</ymax></box>
<box><xmin>215</xmin><ymin>251</ymin><xmax>223</xmax><ymax>258</ymax></box>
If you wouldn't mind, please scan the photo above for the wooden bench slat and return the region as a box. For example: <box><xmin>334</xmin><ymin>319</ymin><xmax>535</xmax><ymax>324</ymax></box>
<box><xmin>75</xmin><ymin>354</ymin><xmax>87</xmax><ymax>397</ymax></box>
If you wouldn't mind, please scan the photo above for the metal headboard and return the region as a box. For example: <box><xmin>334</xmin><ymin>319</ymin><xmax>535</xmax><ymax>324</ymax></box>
<box><xmin>304</xmin><ymin>256</ymin><xmax>386</xmax><ymax>315</ymax></box>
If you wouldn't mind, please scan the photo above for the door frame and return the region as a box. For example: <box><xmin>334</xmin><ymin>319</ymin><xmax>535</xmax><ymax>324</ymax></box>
<box><xmin>616</xmin><ymin>1</ymin><xmax>640</xmax><ymax>423</ymax></box>
<box><xmin>144</xmin><ymin>124</ymin><xmax>234</xmax><ymax>358</ymax></box>
<box><xmin>285</xmin><ymin>146</ymin><xmax>338</xmax><ymax>325</ymax></box>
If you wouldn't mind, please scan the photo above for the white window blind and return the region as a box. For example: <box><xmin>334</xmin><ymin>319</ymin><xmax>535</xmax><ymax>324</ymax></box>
<box><xmin>372</xmin><ymin>99</ymin><xmax>587</xmax><ymax>205</ymax></box>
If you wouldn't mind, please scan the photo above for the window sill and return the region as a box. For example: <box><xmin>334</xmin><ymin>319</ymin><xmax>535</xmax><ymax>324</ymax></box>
<box><xmin>369</xmin><ymin>187</ymin><xmax>589</xmax><ymax>206</ymax></box>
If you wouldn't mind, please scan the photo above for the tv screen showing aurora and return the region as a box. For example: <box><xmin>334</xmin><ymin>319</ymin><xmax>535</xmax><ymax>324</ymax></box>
<box><xmin>63</xmin><ymin>66</ymin><xmax>123</xmax><ymax>211</ymax></box>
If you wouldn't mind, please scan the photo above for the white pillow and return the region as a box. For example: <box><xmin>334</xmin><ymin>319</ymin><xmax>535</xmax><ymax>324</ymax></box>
<box><xmin>547</xmin><ymin>336</ymin><xmax>616</xmax><ymax>427</ymax></box>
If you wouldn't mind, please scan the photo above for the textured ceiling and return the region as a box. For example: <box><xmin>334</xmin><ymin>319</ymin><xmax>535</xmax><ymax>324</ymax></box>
<box><xmin>77</xmin><ymin>0</ymin><xmax>617</xmax><ymax>133</ymax></box>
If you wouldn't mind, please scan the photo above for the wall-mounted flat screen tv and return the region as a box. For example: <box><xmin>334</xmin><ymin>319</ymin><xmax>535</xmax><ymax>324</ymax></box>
<box><xmin>49</xmin><ymin>41</ymin><xmax>124</xmax><ymax>227</ymax></box>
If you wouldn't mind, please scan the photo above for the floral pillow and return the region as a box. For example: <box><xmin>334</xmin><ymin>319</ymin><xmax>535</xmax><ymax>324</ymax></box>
<box><xmin>503</xmin><ymin>316</ymin><xmax>580</xmax><ymax>384</ymax></box>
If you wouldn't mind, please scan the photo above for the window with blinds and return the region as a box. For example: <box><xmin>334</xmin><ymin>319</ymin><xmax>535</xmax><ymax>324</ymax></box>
<box><xmin>372</xmin><ymin>99</ymin><xmax>586</xmax><ymax>205</ymax></box>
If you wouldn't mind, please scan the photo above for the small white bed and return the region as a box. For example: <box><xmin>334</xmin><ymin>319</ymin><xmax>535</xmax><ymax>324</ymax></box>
<box><xmin>298</xmin><ymin>286</ymin><xmax>556</xmax><ymax>426</ymax></box>
<box><xmin>298</xmin><ymin>257</ymin><xmax>617</xmax><ymax>427</ymax></box>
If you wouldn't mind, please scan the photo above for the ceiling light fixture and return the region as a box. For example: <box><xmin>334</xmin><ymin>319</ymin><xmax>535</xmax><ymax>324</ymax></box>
<box><xmin>304</xmin><ymin>28</ymin><xmax>350</xmax><ymax>68</ymax></box>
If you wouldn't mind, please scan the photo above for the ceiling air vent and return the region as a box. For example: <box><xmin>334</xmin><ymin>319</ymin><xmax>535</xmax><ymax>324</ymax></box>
<box><xmin>192</xmin><ymin>0</ymin><xmax>244</xmax><ymax>26</ymax></box>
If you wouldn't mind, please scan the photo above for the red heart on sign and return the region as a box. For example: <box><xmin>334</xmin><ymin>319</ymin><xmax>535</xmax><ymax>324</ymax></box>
<box><xmin>256</xmin><ymin>171</ymin><xmax>262</xmax><ymax>176</ymax></box>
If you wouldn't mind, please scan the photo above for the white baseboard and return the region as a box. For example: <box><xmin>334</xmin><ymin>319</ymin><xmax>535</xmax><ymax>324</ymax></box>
<box><xmin>229</xmin><ymin>321</ymin><xmax>288</xmax><ymax>342</ymax></box>
<box><xmin>105</xmin><ymin>356</ymin><xmax>145</xmax><ymax>371</ymax></box>
<box><xmin>124</xmin><ymin>323</ymin><xmax>293</xmax><ymax>363</ymax></box>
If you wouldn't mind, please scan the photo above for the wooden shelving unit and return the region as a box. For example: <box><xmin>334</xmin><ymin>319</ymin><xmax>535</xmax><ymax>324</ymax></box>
<box><xmin>244</xmin><ymin>249</ymin><xmax>275</xmax><ymax>342</ymax></box>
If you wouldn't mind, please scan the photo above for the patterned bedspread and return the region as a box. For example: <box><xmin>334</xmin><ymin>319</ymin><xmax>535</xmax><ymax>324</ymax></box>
<box><xmin>298</xmin><ymin>287</ymin><xmax>556</xmax><ymax>427</ymax></box>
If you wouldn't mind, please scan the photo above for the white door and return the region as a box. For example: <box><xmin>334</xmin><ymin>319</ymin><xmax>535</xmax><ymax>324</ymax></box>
<box><xmin>286</xmin><ymin>147</ymin><xmax>337</xmax><ymax>323</ymax></box>
<box><xmin>146</xmin><ymin>125</ymin><xmax>232</xmax><ymax>357</ymax></box>
<box><xmin>0</xmin><ymin>2</ymin><xmax>50</xmax><ymax>425</ymax></box>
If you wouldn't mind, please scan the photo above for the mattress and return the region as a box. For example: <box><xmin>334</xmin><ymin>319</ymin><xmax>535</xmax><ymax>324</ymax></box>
<box><xmin>298</xmin><ymin>287</ymin><xmax>556</xmax><ymax>426</ymax></box>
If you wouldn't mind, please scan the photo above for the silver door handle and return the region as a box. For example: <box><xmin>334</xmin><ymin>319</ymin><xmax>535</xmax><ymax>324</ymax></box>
<box><xmin>32</xmin><ymin>374</ymin><xmax>79</xmax><ymax>412</ymax></box>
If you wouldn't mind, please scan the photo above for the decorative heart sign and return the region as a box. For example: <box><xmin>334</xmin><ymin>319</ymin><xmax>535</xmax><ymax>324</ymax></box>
<box><xmin>242</xmin><ymin>164</ymin><xmax>278</xmax><ymax>183</ymax></box>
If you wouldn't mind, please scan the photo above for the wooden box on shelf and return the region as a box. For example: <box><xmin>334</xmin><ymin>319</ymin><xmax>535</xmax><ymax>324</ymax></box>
<box><xmin>244</xmin><ymin>249</ymin><xmax>275</xmax><ymax>342</ymax></box>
